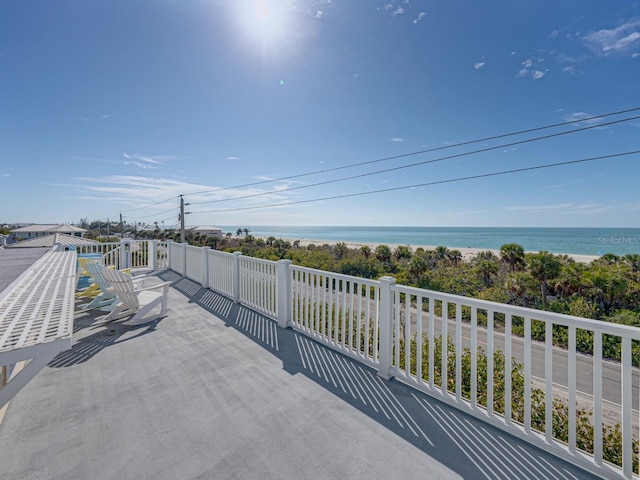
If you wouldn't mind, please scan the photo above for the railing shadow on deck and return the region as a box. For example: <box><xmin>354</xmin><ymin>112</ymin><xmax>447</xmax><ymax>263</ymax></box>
<box><xmin>159</xmin><ymin>272</ymin><xmax>597</xmax><ymax>480</ymax></box>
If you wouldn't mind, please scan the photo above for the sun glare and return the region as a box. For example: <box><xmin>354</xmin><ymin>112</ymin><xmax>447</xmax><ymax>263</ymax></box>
<box><xmin>236</xmin><ymin>0</ymin><xmax>291</xmax><ymax>52</ymax></box>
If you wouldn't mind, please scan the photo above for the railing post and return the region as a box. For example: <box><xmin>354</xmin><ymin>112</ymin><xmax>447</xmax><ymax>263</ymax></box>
<box><xmin>166</xmin><ymin>240</ymin><xmax>173</xmax><ymax>270</ymax></box>
<box><xmin>149</xmin><ymin>240</ymin><xmax>158</xmax><ymax>271</ymax></box>
<box><xmin>202</xmin><ymin>247</ymin><xmax>209</xmax><ymax>289</ymax></box>
<box><xmin>121</xmin><ymin>240</ymin><xmax>132</xmax><ymax>270</ymax></box>
<box><xmin>233</xmin><ymin>251</ymin><xmax>242</xmax><ymax>304</ymax></box>
<box><xmin>182</xmin><ymin>242</ymin><xmax>188</xmax><ymax>278</ymax></box>
<box><xmin>276</xmin><ymin>259</ymin><xmax>292</xmax><ymax>329</ymax></box>
<box><xmin>377</xmin><ymin>276</ymin><xmax>396</xmax><ymax>380</ymax></box>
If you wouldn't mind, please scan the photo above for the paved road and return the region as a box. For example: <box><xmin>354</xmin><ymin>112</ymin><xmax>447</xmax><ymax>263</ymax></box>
<box><xmin>299</xmin><ymin>287</ymin><xmax>639</xmax><ymax>410</ymax></box>
<box><xmin>411</xmin><ymin>313</ymin><xmax>640</xmax><ymax>408</ymax></box>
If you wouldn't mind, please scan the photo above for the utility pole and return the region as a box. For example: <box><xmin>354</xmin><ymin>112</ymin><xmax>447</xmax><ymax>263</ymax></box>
<box><xmin>107</xmin><ymin>217</ymin><xmax>110</xmax><ymax>237</ymax></box>
<box><xmin>120</xmin><ymin>213</ymin><xmax>124</xmax><ymax>237</ymax></box>
<box><xmin>180</xmin><ymin>196</ymin><xmax>185</xmax><ymax>243</ymax></box>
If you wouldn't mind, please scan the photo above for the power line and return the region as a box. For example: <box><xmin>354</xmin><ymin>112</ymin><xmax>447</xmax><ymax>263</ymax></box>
<box><xmin>189</xmin><ymin>114</ymin><xmax>640</xmax><ymax>205</ymax></box>
<box><xmin>189</xmin><ymin>150</ymin><xmax>640</xmax><ymax>214</ymax></box>
<box><xmin>119</xmin><ymin>194</ymin><xmax>180</xmax><ymax>213</ymax></box>
<box><xmin>186</xmin><ymin>106</ymin><xmax>640</xmax><ymax>197</ymax></box>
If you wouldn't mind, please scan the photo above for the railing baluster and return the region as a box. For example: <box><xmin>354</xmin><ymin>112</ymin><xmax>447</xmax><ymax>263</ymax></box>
<box><xmin>545</xmin><ymin>320</ymin><xmax>553</xmax><ymax>443</ymax></box>
<box><xmin>471</xmin><ymin>306</ymin><xmax>477</xmax><ymax>409</ymax></box>
<box><xmin>487</xmin><ymin>309</ymin><xmax>494</xmax><ymax>417</ymax></box>
<box><xmin>524</xmin><ymin>316</ymin><xmax>531</xmax><ymax>433</ymax></box>
<box><xmin>394</xmin><ymin>289</ymin><xmax>401</xmax><ymax>369</ymax></box>
<box><xmin>405</xmin><ymin>291</ymin><xmax>411</xmax><ymax>377</ymax></box>
<box><xmin>417</xmin><ymin>294</ymin><xmax>423</xmax><ymax>385</ymax></box>
<box><xmin>442</xmin><ymin>301</ymin><xmax>448</xmax><ymax>396</ymax></box>
<box><xmin>505</xmin><ymin>314</ymin><xmax>512</xmax><ymax>424</ymax></box>
<box><xmin>622</xmin><ymin>336</ymin><xmax>632</xmax><ymax>478</ymax></box>
<box><xmin>568</xmin><ymin>325</ymin><xmax>576</xmax><ymax>454</ymax></box>
<box><xmin>593</xmin><ymin>331</ymin><xmax>603</xmax><ymax>467</ymax></box>
<box><xmin>428</xmin><ymin>297</ymin><xmax>434</xmax><ymax>389</ymax></box>
<box><xmin>455</xmin><ymin>302</ymin><xmax>462</xmax><ymax>402</ymax></box>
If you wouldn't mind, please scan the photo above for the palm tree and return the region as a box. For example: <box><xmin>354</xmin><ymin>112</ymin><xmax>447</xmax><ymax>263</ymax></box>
<box><xmin>408</xmin><ymin>255</ymin><xmax>427</xmax><ymax>283</ymax></box>
<box><xmin>500</xmin><ymin>243</ymin><xmax>525</xmax><ymax>272</ymax></box>
<box><xmin>434</xmin><ymin>246</ymin><xmax>450</xmax><ymax>263</ymax></box>
<box><xmin>623</xmin><ymin>253</ymin><xmax>640</xmax><ymax>274</ymax></box>
<box><xmin>360</xmin><ymin>245</ymin><xmax>371</xmax><ymax>258</ymax></box>
<box><xmin>334</xmin><ymin>242</ymin><xmax>349</xmax><ymax>260</ymax></box>
<box><xmin>236</xmin><ymin>228</ymin><xmax>243</xmax><ymax>237</ymax></box>
<box><xmin>394</xmin><ymin>245</ymin><xmax>412</xmax><ymax>261</ymax></box>
<box><xmin>448</xmin><ymin>249</ymin><xmax>462</xmax><ymax>266</ymax></box>
<box><xmin>243</xmin><ymin>228</ymin><xmax>250</xmax><ymax>237</ymax></box>
<box><xmin>375</xmin><ymin>245</ymin><xmax>392</xmax><ymax>263</ymax></box>
<box><xmin>527</xmin><ymin>252</ymin><xmax>561</xmax><ymax>304</ymax></box>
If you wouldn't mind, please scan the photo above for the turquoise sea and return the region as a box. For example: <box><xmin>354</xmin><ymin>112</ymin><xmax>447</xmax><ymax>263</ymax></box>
<box><xmin>221</xmin><ymin>226</ymin><xmax>640</xmax><ymax>257</ymax></box>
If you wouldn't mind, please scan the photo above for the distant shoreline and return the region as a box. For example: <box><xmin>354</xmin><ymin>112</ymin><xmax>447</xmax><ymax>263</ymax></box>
<box><xmin>260</xmin><ymin>237</ymin><xmax>600</xmax><ymax>264</ymax></box>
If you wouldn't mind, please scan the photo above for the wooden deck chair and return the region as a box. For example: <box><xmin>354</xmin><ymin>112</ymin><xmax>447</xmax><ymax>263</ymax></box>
<box><xmin>100</xmin><ymin>269</ymin><xmax>171</xmax><ymax>326</ymax></box>
<box><xmin>79</xmin><ymin>263</ymin><xmax>149</xmax><ymax>311</ymax></box>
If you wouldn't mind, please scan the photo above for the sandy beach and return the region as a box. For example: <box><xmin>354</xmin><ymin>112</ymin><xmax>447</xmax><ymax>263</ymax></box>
<box><xmin>282</xmin><ymin>238</ymin><xmax>600</xmax><ymax>264</ymax></box>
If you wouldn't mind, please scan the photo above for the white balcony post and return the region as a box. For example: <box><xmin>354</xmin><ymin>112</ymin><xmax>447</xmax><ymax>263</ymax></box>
<box><xmin>182</xmin><ymin>242</ymin><xmax>188</xmax><ymax>278</ymax></box>
<box><xmin>121</xmin><ymin>240</ymin><xmax>132</xmax><ymax>270</ymax></box>
<box><xmin>167</xmin><ymin>240</ymin><xmax>173</xmax><ymax>270</ymax></box>
<box><xmin>377</xmin><ymin>276</ymin><xmax>396</xmax><ymax>380</ymax></box>
<box><xmin>202</xmin><ymin>247</ymin><xmax>209</xmax><ymax>289</ymax></box>
<box><xmin>276</xmin><ymin>259</ymin><xmax>292</xmax><ymax>329</ymax></box>
<box><xmin>233</xmin><ymin>251</ymin><xmax>242</xmax><ymax>304</ymax></box>
<box><xmin>149</xmin><ymin>240</ymin><xmax>158</xmax><ymax>270</ymax></box>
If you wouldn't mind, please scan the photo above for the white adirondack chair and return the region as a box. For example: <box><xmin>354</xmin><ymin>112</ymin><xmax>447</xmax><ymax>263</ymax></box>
<box><xmin>100</xmin><ymin>269</ymin><xmax>171</xmax><ymax>326</ymax></box>
<box><xmin>80</xmin><ymin>262</ymin><xmax>150</xmax><ymax>311</ymax></box>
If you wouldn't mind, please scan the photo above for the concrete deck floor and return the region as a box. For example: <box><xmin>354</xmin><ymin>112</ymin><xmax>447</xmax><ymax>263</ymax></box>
<box><xmin>0</xmin><ymin>271</ymin><xmax>598</xmax><ymax>480</ymax></box>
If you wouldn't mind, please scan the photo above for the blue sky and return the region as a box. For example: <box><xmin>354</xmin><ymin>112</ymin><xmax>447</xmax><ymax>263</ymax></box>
<box><xmin>1</xmin><ymin>0</ymin><xmax>639</xmax><ymax>228</ymax></box>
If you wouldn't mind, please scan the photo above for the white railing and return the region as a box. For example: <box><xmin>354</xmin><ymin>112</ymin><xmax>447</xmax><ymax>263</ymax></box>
<box><xmin>207</xmin><ymin>250</ymin><xmax>235</xmax><ymax>297</ymax></box>
<box><xmin>290</xmin><ymin>265</ymin><xmax>381</xmax><ymax>368</ymax></box>
<box><xmin>238</xmin><ymin>256</ymin><xmax>277</xmax><ymax>318</ymax></box>
<box><xmin>387</xmin><ymin>280</ymin><xmax>640</xmax><ymax>479</ymax></box>
<box><xmin>76</xmin><ymin>240</ymin><xmax>164</xmax><ymax>271</ymax></box>
<box><xmin>185</xmin><ymin>245</ymin><xmax>204</xmax><ymax>283</ymax></box>
<box><xmin>163</xmin><ymin>240</ymin><xmax>639</xmax><ymax>479</ymax></box>
<box><xmin>168</xmin><ymin>242</ymin><xmax>185</xmax><ymax>275</ymax></box>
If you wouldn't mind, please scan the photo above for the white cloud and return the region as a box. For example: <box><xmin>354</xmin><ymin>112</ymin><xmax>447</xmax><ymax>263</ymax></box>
<box><xmin>392</xmin><ymin>7</ymin><xmax>404</xmax><ymax>16</ymax></box>
<box><xmin>506</xmin><ymin>203</ymin><xmax>609</xmax><ymax>215</ymax></box>
<box><xmin>510</xmin><ymin>51</ymin><xmax>517</xmax><ymax>56</ymax></box>
<box><xmin>516</xmin><ymin>68</ymin><xmax>528</xmax><ymax>78</ymax></box>
<box><xmin>2</xmin><ymin>174</ymin><xmax>9</xmax><ymax>177</ymax></box>
<box><xmin>584</xmin><ymin>18</ymin><xmax>640</xmax><ymax>55</ymax></box>
<box><xmin>474</xmin><ymin>62</ymin><xmax>485</xmax><ymax>70</ymax></box>
<box><xmin>633</xmin><ymin>52</ymin><xmax>640</xmax><ymax>58</ymax></box>
<box><xmin>562</xmin><ymin>65</ymin><xmax>576</xmax><ymax>75</ymax></box>
<box><xmin>315</xmin><ymin>10</ymin><xmax>323</xmax><ymax>19</ymax></box>
<box><xmin>549</xmin><ymin>30</ymin><xmax>559</xmax><ymax>39</ymax></box>
<box><xmin>101</xmin><ymin>114</ymin><xmax>114</xmax><ymax>119</ymax></box>
<box><xmin>226</xmin><ymin>156</ymin><xmax>240</xmax><ymax>160</ymax></box>
<box><xmin>390</xmin><ymin>137</ymin><xmax>404</xmax><ymax>142</ymax></box>
<box><xmin>522</xmin><ymin>58</ymin><xmax>533</xmax><ymax>68</ymax></box>
<box><xmin>413</xmin><ymin>12</ymin><xmax>426</xmax><ymax>24</ymax></box>
<box><xmin>122</xmin><ymin>153</ymin><xmax>179</xmax><ymax>166</ymax></box>
<box><xmin>532</xmin><ymin>70</ymin><xmax>545</xmax><ymax>79</ymax></box>
<box><xmin>563</xmin><ymin>111</ymin><xmax>605</xmax><ymax>127</ymax></box>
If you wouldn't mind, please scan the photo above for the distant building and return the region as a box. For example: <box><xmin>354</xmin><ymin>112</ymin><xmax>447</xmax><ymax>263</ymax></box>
<box><xmin>190</xmin><ymin>226</ymin><xmax>223</xmax><ymax>237</ymax></box>
<box><xmin>11</xmin><ymin>224</ymin><xmax>87</xmax><ymax>240</ymax></box>
<box><xmin>6</xmin><ymin>233</ymin><xmax>98</xmax><ymax>249</ymax></box>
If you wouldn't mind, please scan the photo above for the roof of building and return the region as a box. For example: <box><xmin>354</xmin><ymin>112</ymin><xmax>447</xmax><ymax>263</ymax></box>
<box><xmin>11</xmin><ymin>224</ymin><xmax>87</xmax><ymax>234</ymax></box>
<box><xmin>191</xmin><ymin>226</ymin><xmax>222</xmax><ymax>231</ymax></box>
<box><xmin>7</xmin><ymin>233</ymin><xmax>98</xmax><ymax>248</ymax></box>
<box><xmin>0</xmin><ymin>248</ymin><xmax>49</xmax><ymax>295</ymax></box>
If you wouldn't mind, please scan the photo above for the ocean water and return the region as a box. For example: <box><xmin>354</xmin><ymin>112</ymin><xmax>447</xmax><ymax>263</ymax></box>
<box><xmin>220</xmin><ymin>226</ymin><xmax>640</xmax><ymax>257</ymax></box>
